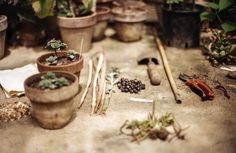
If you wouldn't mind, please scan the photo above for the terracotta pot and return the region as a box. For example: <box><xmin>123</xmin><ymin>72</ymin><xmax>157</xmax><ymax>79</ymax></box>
<box><xmin>36</xmin><ymin>51</ymin><xmax>84</xmax><ymax>80</ymax></box>
<box><xmin>57</xmin><ymin>13</ymin><xmax>97</xmax><ymax>52</ymax></box>
<box><xmin>112</xmin><ymin>1</ymin><xmax>147</xmax><ymax>42</ymax></box>
<box><xmin>93</xmin><ymin>6</ymin><xmax>111</xmax><ymax>41</ymax></box>
<box><xmin>0</xmin><ymin>15</ymin><xmax>7</xmax><ymax>59</ymax></box>
<box><xmin>24</xmin><ymin>71</ymin><xmax>79</xmax><ymax>129</ymax></box>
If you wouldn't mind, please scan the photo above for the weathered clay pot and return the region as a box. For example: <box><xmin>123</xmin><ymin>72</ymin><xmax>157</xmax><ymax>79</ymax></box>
<box><xmin>93</xmin><ymin>6</ymin><xmax>111</xmax><ymax>41</ymax></box>
<box><xmin>36</xmin><ymin>51</ymin><xmax>84</xmax><ymax>80</ymax></box>
<box><xmin>112</xmin><ymin>1</ymin><xmax>147</xmax><ymax>42</ymax></box>
<box><xmin>0</xmin><ymin>15</ymin><xmax>7</xmax><ymax>59</ymax></box>
<box><xmin>57</xmin><ymin>13</ymin><xmax>97</xmax><ymax>52</ymax></box>
<box><xmin>24</xmin><ymin>71</ymin><xmax>79</xmax><ymax>129</ymax></box>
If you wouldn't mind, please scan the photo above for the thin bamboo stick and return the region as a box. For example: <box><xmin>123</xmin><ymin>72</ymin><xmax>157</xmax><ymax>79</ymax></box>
<box><xmin>154</xmin><ymin>35</ymin><xmax>182</xmax><ymax>103</ymax></box>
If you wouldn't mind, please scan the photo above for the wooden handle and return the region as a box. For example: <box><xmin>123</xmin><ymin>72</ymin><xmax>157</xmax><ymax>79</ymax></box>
<box><xmin>148</xmin><ymin>63</ymin><xmax>161</xmax><ymax>85</ymax></box>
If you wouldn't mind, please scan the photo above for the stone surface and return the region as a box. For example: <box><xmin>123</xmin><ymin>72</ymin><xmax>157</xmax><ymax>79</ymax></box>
<box><xmin>0</xmin><ymin>26</ymin><xmax>235</xmax><ymax>153</ymax></box>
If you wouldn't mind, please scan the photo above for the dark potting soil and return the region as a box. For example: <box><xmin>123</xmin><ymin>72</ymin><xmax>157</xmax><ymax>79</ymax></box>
<box><xmin>44</xmin><ymin>54</ymin><xmax>81</xmax><ymax>66</ymax></box>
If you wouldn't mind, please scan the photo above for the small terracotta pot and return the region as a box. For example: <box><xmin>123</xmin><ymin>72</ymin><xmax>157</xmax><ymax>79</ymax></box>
<box><xmin>112</xmin><ymin>1</ymin><xmax>147</xmax><ymax>42</ymax></box>
<box><xmin>24</xmin><ymin>71</ymin><xmax>79</xmax><ymax>129</ymax></box>
<box><xmin>93</xmin><ymin>6</ymin><xmax>111</xmax><ymax>41</ymax></box>
<box><xmin>57</xmin><ymin>13</ymin><xmax>97</xmax><ymax>52</ymax></box>
<box><xmin>36</xmin><ymin>51</ymin><xmax>84</xmax><ymax>81</ymax></box>
<box><xmin>0</xmin><ymin>15</ymin><xmax>7</xmax><ymax>59</ymax></box>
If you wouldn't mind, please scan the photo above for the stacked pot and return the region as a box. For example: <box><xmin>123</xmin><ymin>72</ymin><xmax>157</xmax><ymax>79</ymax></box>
<box><xmin>112</xmin><ymin>1</ymin><xmax>147</xmax><ymax>42</ymax></box>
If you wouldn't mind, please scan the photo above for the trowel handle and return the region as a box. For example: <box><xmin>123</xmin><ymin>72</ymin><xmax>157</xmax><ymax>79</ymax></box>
<box><xmin>148</xmin><ymin>62</ymin><xmax>161</xmax><ymax>85</ymax></box>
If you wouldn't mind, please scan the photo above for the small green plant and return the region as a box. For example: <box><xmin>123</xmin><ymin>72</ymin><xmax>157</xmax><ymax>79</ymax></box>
<box><xmin>200</xmin><ymin>0</ymin><xmax>236</xmax><ymax>32</ymax></box>
<box><xmin>38</xmin><ymin>72</ymin><xmax>69</xmax><ymax>90</ymax></box>
<box><xmin>166</xmin><ymin>0</ymin><xmax>183</xmax><ymax>10</ymax></box>
<box><xmin>45</xmin><ymin>55</ymin><xmax>58</xmax><ymax>65</ymax></box>
<box><xmin>44</xmin><ymin>38</ymin><xmax>68</xmax><ymax>54</ymax></box>
<box><xmin>67</xmin><ymin>49</ymin><xmax>77</xmax><ymax>61</ymax></box>
<box><xmin>205</xmin><ymin>30</ymin><xmax>236</xmax><ymax>66</ymax></box>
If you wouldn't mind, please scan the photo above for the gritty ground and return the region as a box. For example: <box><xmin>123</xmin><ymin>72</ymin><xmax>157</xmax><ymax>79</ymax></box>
<box><xmin>0</xmin><ymin>26</ymin><xmax>235</xmax><ymax>153</ymax></box>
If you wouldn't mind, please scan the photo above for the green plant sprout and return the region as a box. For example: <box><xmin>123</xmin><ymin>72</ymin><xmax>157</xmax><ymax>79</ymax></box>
<box><xmin>166</xmin><ymin>0</ymin><xmax>183</xmax><ymax>10</ymax></box>
<box><xmin>67</xmin><ymin>49</ymin><xmax>77</xmax><ymax>61</ymax></box>
<box><xmin>38</xmin><ymin>72</ymin><xmax>69</xmax><ymax>90</ymax></box>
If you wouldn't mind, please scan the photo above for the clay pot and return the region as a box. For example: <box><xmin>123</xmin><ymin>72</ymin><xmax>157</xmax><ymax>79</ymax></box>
<box><xmin>0</xmin><ymin>15</ymin><xmax>7</xmax><ymax>59</ymax></box>
<box><xmin>97</xmin><ymin>0</ymin><xmax>113</xmax><ymax>8</ymax></box>
<box><xmin>57</xmin><ymin>13</ymin><xmax>97</xmax><ymax>52</ymax></box>
<box><xmin>93</xmin><ymin>6</ymin><xmax>111</xmax><ymax>41</ymax></box>
<box><xmin>36</xmin><ymin>51</ymin><xmax>84</xmax><ymax>80</ymax></box>
<box><xmin>24</xmin><ymin>71</ymin><xmax>79</xmax><ymax>129</ymax></box>
<box><xmin>112</xmin><ymin>1</ymin><xmax>147</xmax><ymax>42</ymax></box>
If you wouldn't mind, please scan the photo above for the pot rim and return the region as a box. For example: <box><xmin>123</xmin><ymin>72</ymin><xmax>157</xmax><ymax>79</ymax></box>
<box><xmin>162</xmin><ymin>4</ymin><xmax>204</xmax><ymax>14</ymax></box>
<box><xmin>96</xmin><ymin>6</ymin><xmax>111</xmax><ymax>21</ymax></box>
<box><xmin>0</xmin><ymin>15</ymin><xmax>8</xmax><ymax>31</ymax></box>
<box><xmin>36</xmin><ymin>51</ymin><xmax>84</xmax><ymax>69</ymax></box>
<box><xmin>24</xmin><ymin>71</ymin><xmax>78</xmax><ymax>94</ymax></box>
<box><xmin>57</xmin><ymin>12</ymin><xmax>97</xmax><ymax>28</ymax></box>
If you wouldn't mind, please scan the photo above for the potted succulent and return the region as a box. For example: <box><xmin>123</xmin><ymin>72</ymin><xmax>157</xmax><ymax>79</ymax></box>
<box><xmin>112</xmin><ymin>0</ymin><xmax>147</xmax><ymax>42</ymax></box>
<box><xmin>36</xmin><ymin>39</ymin><xmax>84</xmax><ymax>80</ymax></box>
<box><xmin>32</xmin><ymin>0</ymin><xmax>96</xmax><ymax>52</ymax></box>
<box><xmin>93</xmin><ymin>6</ymin><xmax>111</xmax><ymax>41</ymax></box>
<box><xmin>24</xmin><ymin>71</ymin><xmax>79</xmax><ymax>129</ymax></box>
<box><xmin>0</xmin><ymin>15</ymin><xmax>7</xmax><ymax>59</ymax></box>
<box><xmin>161</xmin><ymin>0</ymin><xmax>204</xmax><ymax>48</ymax></box>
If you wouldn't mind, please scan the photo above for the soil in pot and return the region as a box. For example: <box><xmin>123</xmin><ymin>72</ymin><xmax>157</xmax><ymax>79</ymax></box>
<box><xmin>57</xmin><ymin>13</ymin><xmax>97</xmax><ymax>53</ymax></box>
<box><xmin>112</xmin><ymin>1</ymin><xmax>147</xmax><ymax>42</ymax></box>
<box><xmin>162</xmin><ymin>4</ymin><xmax>204</xmax><ymax>48</ymax></box>
<box><xmin>24</xmin><ymin>71</ymin><xmax>79</xmax><ymax>129</ymax></box>
<box><xmin>36</xmin><ymin>51</ymin><xmax>84</xmax><ymax>80</ymax></box>
<box><xmin>0</xmin><ymin>15</ymin><xmax>7</xmax><ymax>59</ymax></box>
<box><xmin>93</xmin><ymin>6</ymin><xmax>111</xmax><ymax>41</ymax></box>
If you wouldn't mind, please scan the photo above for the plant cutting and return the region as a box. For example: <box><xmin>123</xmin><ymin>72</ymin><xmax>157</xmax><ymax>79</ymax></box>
<box><xmin>0</xmin><ymin>15</ymin><xmax>7</xmax><ymax>59</ymax></box>
<box><xmin>24</xmin><ymin>71</ymin><xmax>79</xmax><ymax>129</ymax></box>
<box><xmin>32</xmin><ymin>0</ymin><xmax>97</xmax><ymax>52</ymax></box>
<box><xmin>200</xmin><ymin>0</ymin><xmax>236</xmax><ymax>33</ymax></box>
<box><xmin>36</xmin><ymin>39</ymin><xmax>84</xmax><ymax>80</ymax></box>
<box><xmin>112</xmin><ymin>0</ymin><xmax>147</xmax><ymax>42</ymax></box>
<box><xmin>161</xmin><ymin>0</ymin><xmax>204</xmax><ymax>48</ymax></box>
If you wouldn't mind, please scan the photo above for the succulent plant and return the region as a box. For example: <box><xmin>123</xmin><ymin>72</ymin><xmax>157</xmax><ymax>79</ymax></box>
<box><xmin>67</xmin><ymin>49</ymin><xmax>77</xmax><ymax>61</ymax></box>
<box><xmin>38</xmin><ymin>72</ymin><xmax>69</xmax><ymax>90</ymax></box>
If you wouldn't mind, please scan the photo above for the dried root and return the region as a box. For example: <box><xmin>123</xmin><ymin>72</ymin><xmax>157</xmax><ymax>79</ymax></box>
<box><xmin>0</xmin><ymin>101</ymin><xmax>31</xmax><ymax>122</ymax></box>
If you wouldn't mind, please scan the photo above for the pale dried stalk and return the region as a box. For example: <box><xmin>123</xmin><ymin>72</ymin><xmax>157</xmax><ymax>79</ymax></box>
<box><xmin>91</xmin><ymin>53</ymin><xmax>104</xmax><ymax>114</ymax></box>
<box><xmin>95</xmin><ymin>56</ymin><xmax>107</xmax><ymax>113</ymax></box>
<box><xmin>78</xmin><ymin>60</ymin><xmax>93</xmax><ymax>109</ymax></box>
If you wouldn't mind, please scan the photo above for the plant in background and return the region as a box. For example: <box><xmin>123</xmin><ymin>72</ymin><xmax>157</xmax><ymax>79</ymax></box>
<box><xmin>38</xmin><ymin>72</ymin><xmax>69</xmax><ymax>90</ymax></box>
<box><xmin>200</xmin><ymin>0</ymin><xmax>236</xmax><ymax>33</ymax></box>
<box><xmin>205</xmin><ymin>30</ymin><xmax>236</xmax><ymax>66</ymax></box>
<box><xmin>166</xmin><ymin>0</ymin><xmax>183</xmax><ymax>10</ymax></box>
<box><xmin>32</xmin><ymin>0</ymin><xmax>93</xmax><ymax>19</ymax></box>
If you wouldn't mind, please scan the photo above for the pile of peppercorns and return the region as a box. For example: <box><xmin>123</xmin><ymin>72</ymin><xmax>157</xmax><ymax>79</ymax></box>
<box><xmin>117</xmin><ymin>78</ymin><xmax>145</xmax><ymax>94</ymax></box>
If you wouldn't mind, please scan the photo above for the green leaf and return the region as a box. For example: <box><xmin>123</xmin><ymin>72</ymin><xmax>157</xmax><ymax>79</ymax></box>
<box><xmin>219</xmin><ymin>0</ymin><xmax>233</xmax><ymax>11</ymax></box>
<box><xmin>32</xmin><ymin>0</ymin><xmax>56</xmax><ymax>19</ymax></box>
<box><xmin>200</xmin><ymin>12</ymin><xmax>216</xmax><ymax>21</ymax></box>
<box><xmin>207</xmin><ymin>2</ymin><xmax>219</xmax><ymax>10</ymax></box>
<box><xmin>221</xmin><ymin>22</ymin><xmax>236</xmax><ymax>32</ymax></box>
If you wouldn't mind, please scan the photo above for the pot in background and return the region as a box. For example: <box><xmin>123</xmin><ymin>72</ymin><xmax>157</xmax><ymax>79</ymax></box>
<box><xmin>36</xmin><ymin>51</ymin><xmax>84</xmax><ymax>81</ymax></box>
<box><xmin>24</xmin><ymin>71</ymin><xmax>79</xmax><ymax>129</ymax></box>
<box><xmin>112</xmin><ymin>1</ymin><xmax>147</xmax><ymax>42</ymax></box>
<box><xmin>93</xmin><ymin>6</ymin><xmax>111</xmax><ymax>41</ymax></box>
<box><xmin>162</xmin><ymin>4</ymin><xmax>204</xmax><ymax>48</ymax></box>
<box><xmin>0</xmin><ymin>15</ymin><xmax>7</xmax><ymax>59</ymax></box>
<box><xmin>57</xmin><ymin>13</ymin><xmax>97</xmax><ymax>53</ymax></box>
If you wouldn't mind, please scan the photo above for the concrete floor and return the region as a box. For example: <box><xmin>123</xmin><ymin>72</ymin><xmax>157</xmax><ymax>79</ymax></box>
<box><xmin>0</xmin><ymin>26</ymin><xmax>236</xmax><ymax>153</ymax></box>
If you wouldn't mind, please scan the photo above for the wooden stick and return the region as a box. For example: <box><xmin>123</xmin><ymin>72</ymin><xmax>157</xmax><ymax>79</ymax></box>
<box><xmin>79</xmin><ymin>37</ymin><xmax>84</xmax><ymax>60</ymax></box>
<box><xmin>154</xmin><ymin>35</ymin><xmax>182</xmax><ymax>103</ymax></box>
<box><xmin>78</xmin><ymin>60</ymin><xmax>93</xmax><ymax>109</ymax></box>
<box><xmin>91</xmin><ymin>53</ymin><xmax>104</xmax><ymax>114</ymax></box>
